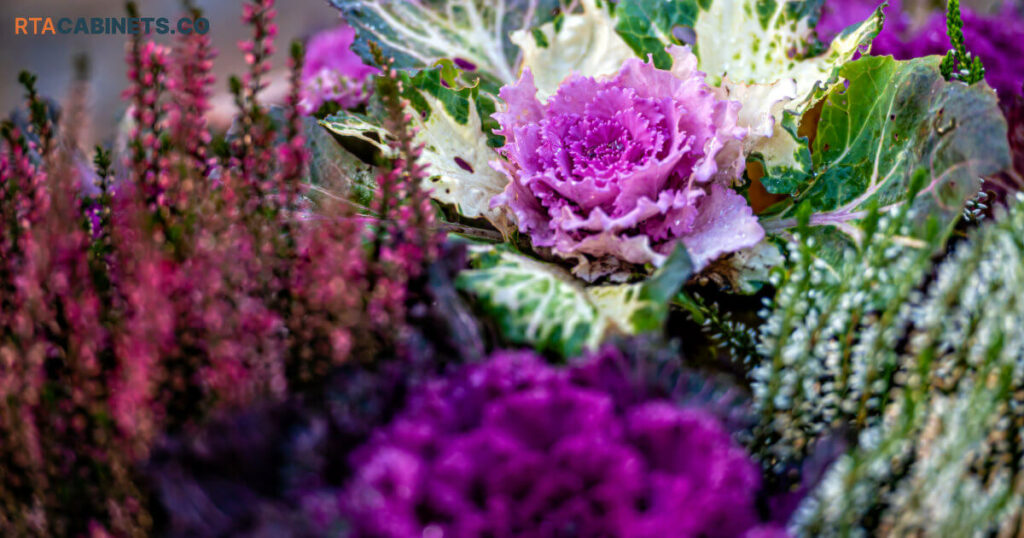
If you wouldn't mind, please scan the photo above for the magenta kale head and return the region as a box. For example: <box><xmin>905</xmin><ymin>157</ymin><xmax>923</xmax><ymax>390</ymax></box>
<box><xmin>342</xmin><ymin>350</ymin><xmax>783</xmax><ymax>538</ymax></box>
<box><xmin>491</xmin><ymin>45</ymin><xmax>762</xmax><ymax>281</ymax></box>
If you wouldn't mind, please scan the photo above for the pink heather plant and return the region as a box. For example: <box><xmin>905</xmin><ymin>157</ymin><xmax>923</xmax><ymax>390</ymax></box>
<box><xmin>0</xmin><ymin>1</ymin><xmax>439</xmax><ymax>534</ymax></box>
<box><xmin>123</xmin><ymin>33</ymin><xmax>172</xmax><ymax>213</ymax></box>
<box><xmin>1</xmin><ymin>110</ymin><xmax>150</xmax><ymax>534</ymax></box>
<box><xmin>300</xmin><ymin>24</ymin><xmax>378</xmax><ymax>115</ymax></box>
<box><xmin>492</xmin><ymin>45</ymin><xmax>762</xmax><ymax>281</ymax></box>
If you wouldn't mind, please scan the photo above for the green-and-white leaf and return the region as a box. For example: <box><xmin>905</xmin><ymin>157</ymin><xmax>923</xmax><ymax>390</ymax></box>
<box><xmin>700</xmin><ymin>239</ymin><xmax>785</xmax><ymax>293</ymax></box>
<box><xmin>456</xmin><ymin>247</ymin><xmax>599</xmax><ymax>357</ymax></box>
<box><xmin>331</xmin><ymin>0</ymin><xmax>565</xmax><ymax>86</ymax></box>
<box><xmin>456</xmin><ymin>245</ymin><xmax>693</xmax><ymax>357</ymax></box>
<box><xmin>763</xmin><ymin>55</ymin><xmax>1011</xmax><ymax>262</ymax></box>
<box><xmin>319</xmin><ymin>111</ymin><xmax>394</xmax><ymax>157</ymax></box>
<box><xmin>612</xmin><ymin>0</ymin><xmax>699</xmax><ymax>70</ymax></box>
<box><xmin>404</xmin><ymin>68</ymin><xmax>514</xmax><ymax>233</ymax></box>
<box><xmin>698</xmin><ymin>1</ymin><xmax>883</xmax><ymax>192</ymax></box>
<box><xmin>513</xmin><ymin>0</ymin><xmax>636</xmax><ymax>98</ymax></box>
<box><xmin>321</xmin><ymin>68</ymin><xmax>513</xmax><ymax>232</ymax></box>
<box><xmin>303</xmin><ymin>118</ymin><xmax>379</xmax><ymax>211</ymax></box>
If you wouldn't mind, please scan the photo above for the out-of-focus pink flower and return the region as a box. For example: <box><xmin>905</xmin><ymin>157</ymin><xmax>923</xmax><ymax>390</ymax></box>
<box><xmin>300</xmin><ymin>25</ymin><xmax>379</xmax><ymax>114</ymax></box>
<box><xmin>303</xmin><ymin>25</ymin><xmax>378</xmax><ymax>82</ymax></box>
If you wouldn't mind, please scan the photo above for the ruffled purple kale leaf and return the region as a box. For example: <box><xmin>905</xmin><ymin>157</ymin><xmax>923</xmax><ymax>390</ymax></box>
<box><xmin>491</xmin><ymin>45</ymin><xmax>763</xmax><ymax>281</ymax></box>
<box><xmin>342</xmin><ymin>349</ymin><xmax>786</xmax><ymax>538</ymax></box>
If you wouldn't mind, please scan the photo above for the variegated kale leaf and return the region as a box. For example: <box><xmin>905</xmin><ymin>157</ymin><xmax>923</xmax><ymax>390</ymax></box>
<box><xmin>304</xmin><ymin>117</ymin><xmax>379</xmax><ymax>212</ymax></box>
<box><xmin>612</xmin><ymin>0</ymin><xmax>699</xmax><ymax>70</ymax></box>
<box><xmin>613</xmin><ymin>0</ymin><xmax>882</xmax><ymax>193</ymax></box>
<box><xmin>323</xmin><ymin>66</ymin><xmax>512</xmax><ymax>232</ymax></box>
<box><xmin>456</xmin><ymin>245</ymin><xmax>693</xmax><ymax>357</ymax></box>
<box><xmin>513</xmin><ymin>0</ymin><xmax>636</xmax><ymax>98</ymax></box>
<box><xmin>762</xmin><ymin>55</ymin><xmax>1010</xmax><ymax>269</ymax></box>
<box><xmin>331</xmin><ymin>0</ymin><xmax>566</xmax><ymax>87</ymax></box>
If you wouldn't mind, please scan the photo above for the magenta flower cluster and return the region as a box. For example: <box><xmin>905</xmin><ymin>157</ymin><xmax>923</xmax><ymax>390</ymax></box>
<box><xmin>492</xmin><ymin>45</ymin><xmax>763</xmax><ymax>280</ymax></box>
<box><xmin>342</xmin><ymin>349</ymin><xmax>785</xmax><ymax>538</ymax></box>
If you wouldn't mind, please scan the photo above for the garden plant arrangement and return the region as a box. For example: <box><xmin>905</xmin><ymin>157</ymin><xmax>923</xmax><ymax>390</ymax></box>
<box><xmin>2</xmin><ymin>0</ymin><xmax>1024</xmax><ymax>536</ymax></box>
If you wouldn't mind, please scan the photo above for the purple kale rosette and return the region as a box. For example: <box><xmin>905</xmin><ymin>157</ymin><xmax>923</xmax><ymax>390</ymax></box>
<box><xmin>491</xmin><ymin>45</ymin><xmax>764</xmax><ymax>281</ymax></box>
<box><xmin>341</xmin><ymin>350</ymin><xmax>784</xmax><ymax>537</ymax></box>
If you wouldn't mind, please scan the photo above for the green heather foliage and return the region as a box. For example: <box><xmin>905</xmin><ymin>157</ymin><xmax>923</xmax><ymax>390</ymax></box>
<box><xmin>753</xmin><ymin>195</ymin><xmax>1024</xmax><ymax>535</ymax></box>
<box><xmin>940</xmin><ymin>0</ymin><xmax>986</xmax><ymax>85</ymax></box>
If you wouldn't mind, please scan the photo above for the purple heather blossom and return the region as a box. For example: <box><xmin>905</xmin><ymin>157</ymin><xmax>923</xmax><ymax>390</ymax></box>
<box><xmin>818</xmin><ymin>0</ymin><xmax>1024</xmax><ymax>97</ymax></box>
<box><xmin>300</xmin><ymin>25</ymin><xmax>379</xmax><ymax>114</ymax></box>
<box><xmin>491</xmin><ymin>45</ymin><xmax>762</xmax><ymax>280</ymax></box>
<box><xmin>342</xmin><ymin>350</ymin><xmax>784</xmax><ymax>538</ymax></box>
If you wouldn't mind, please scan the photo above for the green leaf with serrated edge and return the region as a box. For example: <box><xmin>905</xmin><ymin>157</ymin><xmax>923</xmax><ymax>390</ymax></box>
<box><xmin>613</xmin><ymin>0</ymin><xmax>699</xmax><ymax>70</ymax></box>
<box><xmin>749</xmin><ymin>110</ymin><xmax>812</xmax><ymax>194</ymax></box>
<box><xmin>329</xmin><ymin>0</ymin><xmax>567</xmax><ymax>87</ymax></box>
<box><xmin>761</xmin><ymin>56</ymin><xmax>1011</xmax><ymax>265</ymax></box>
<box><xmin>456</xmin><ymin>245</ymin><xmax>693</xmax><ymax>357</ymax></box>
<box><xmin>456</xmin><ymin>246</ymin><xmax>600</xmax><ymax>357</ymax></box>
<box><xmin>699</xmin><ymin>1</ymin><xmax>883</xmax><ymax>194</ymax></box>
<box><xmin>303</xmin><ymin>118</ymin><xmax>379</xmax><ymax>211</ymax></box>
<box><xmin>514</xmin><ymin>0</ymin><xmax>637</xmax><ymax>98</ymax></box>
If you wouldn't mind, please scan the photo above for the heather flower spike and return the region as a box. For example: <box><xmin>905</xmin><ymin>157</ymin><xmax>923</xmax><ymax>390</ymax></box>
<box><xmin>940</xmin><ymin>0</ymin><xmax>986</xmax><ymax>85</ymax></box>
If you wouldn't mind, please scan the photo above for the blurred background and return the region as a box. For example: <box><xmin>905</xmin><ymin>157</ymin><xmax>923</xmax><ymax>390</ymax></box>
<box><xmin>0</xmin><ymin>0</ymin><xmax>1009</xmax><ymax>147</ymax></box>
<box><xmin>0</xmin><ymin>0</ymin><xmax>343</xmax><ymax>146</ymax></box>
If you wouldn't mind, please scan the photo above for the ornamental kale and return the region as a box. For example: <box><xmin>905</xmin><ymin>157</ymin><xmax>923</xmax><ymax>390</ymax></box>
<box><xmin>491</xmin><ymin>45</ymin><xmax>761</xmax><ymax>281</ymax></box>
<box><xmin>342</xmin><ymin>348</ymin><xmax>785</xmax><ymax>538</ymax></box>
<box><xmin>5</xmin><ymin>0</ymin><xmax>1024</xmax><ymax>534</ymax></box>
